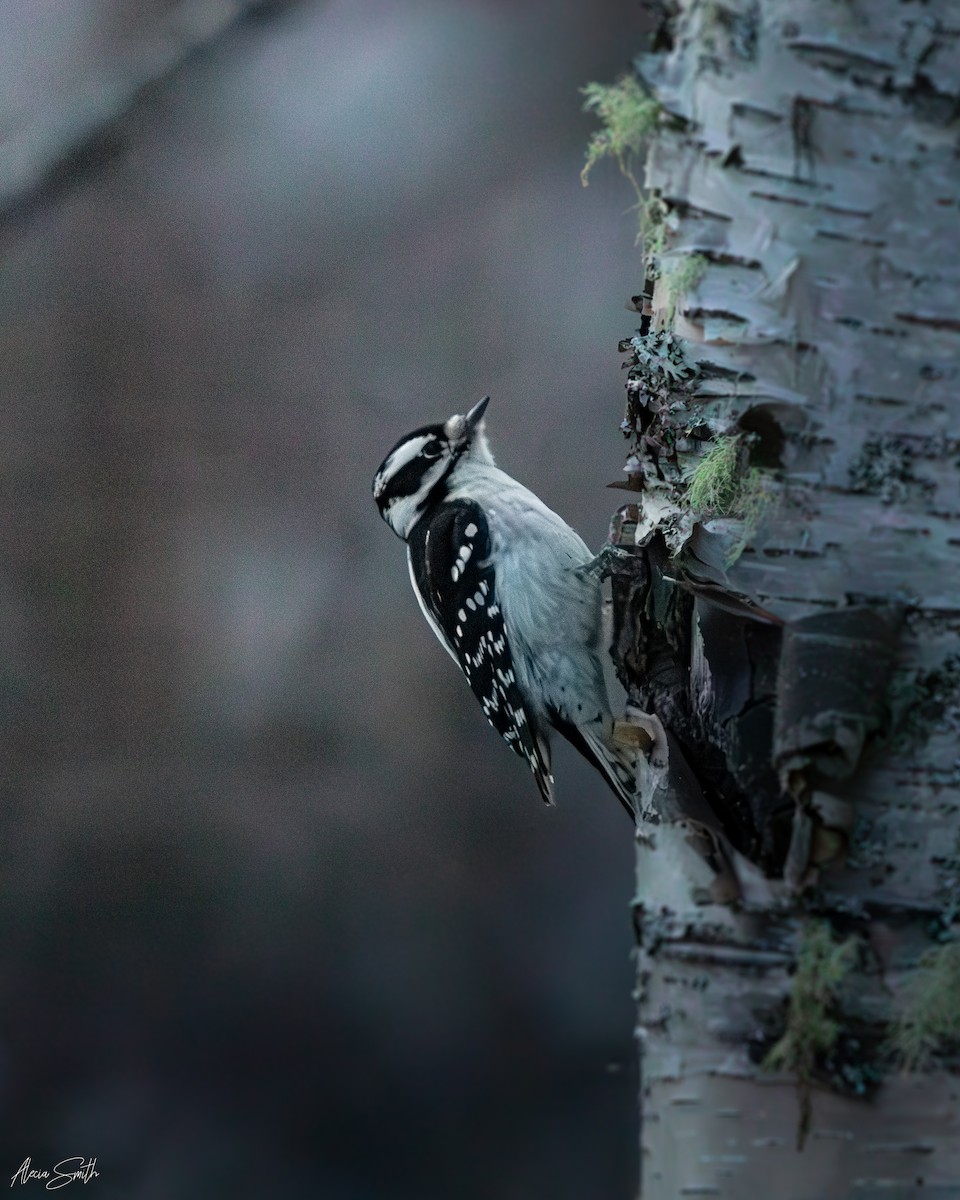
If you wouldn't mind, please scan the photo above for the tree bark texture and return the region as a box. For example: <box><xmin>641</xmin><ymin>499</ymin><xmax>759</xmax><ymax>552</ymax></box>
<box><xmin>610</xmin><ymin>1</ymin><xmax>960</xmax><ymax>1195</ymax></box>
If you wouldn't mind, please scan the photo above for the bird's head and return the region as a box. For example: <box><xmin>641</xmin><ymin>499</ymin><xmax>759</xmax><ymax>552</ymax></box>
<box><xmin>373</xmin><ymin>396</ymin><xmax>493</xmax><ymax>539</ymax></box>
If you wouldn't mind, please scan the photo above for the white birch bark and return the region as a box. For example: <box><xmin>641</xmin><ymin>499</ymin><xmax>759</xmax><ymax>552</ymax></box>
<box><xmin>611</xmin><ymin>1</ymin><xmax>960</xmax><ymax>1194</ymax></box>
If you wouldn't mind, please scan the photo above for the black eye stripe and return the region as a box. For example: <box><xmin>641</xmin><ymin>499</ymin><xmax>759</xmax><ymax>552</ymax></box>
<box><xmin>373</xmin><ymin>427</ymin><xmax>456</xmax><ymax>530</ymax></box>
<box><xmin>385</xmin><ymin>458</ymin><xmax>435</xmax><ymax>498</ymax></box>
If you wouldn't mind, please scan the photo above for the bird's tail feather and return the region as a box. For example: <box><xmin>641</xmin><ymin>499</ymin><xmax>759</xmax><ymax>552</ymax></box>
<box><xmin>580</xmin><ymin>726</ymin><xmax>637</xmax><ymax>820</ymax></box>
<box><xmin>549</xmin><ymin>712</ymin><xmax>637</xmax><ymax>820</ymax></box>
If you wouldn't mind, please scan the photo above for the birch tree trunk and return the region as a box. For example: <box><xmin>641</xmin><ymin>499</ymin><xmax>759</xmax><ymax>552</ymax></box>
<box><xmin>603</xmin><ymin>1</ymin><xmax>960</xmax><ymax>1194</ymax></box>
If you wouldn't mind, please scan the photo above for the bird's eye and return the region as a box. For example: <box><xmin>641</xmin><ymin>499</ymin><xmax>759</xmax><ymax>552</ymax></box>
<box><xmin>422</xmin><ymin>440</ymin><xmax>444</xmax><ymax>460</ymax></box>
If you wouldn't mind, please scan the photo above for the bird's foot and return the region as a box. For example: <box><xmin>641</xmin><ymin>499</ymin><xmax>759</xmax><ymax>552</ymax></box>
<box><xmin>614</xmin><ymin>706</ymin><xmax>668</xmax><ymax>767</ymax></box>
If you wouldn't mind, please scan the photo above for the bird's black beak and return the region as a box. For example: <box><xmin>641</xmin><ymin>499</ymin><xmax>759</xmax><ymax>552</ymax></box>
<box><xmin>465</xmin><ymin>396</ymin><xmax>490</xmax><ymax>433</ymax></box>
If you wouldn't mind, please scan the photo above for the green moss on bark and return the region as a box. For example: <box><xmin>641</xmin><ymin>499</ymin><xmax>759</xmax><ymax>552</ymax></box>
<box><xmin>580</xmin><ymin>76</ymin><xmax>659</xmax><ymax>188</ymax></box>
<box><xmin>764</xmin><ymin>922</ymin><xmax>860</xmax><ymax>1147</ymax></box>
<box><xmin>658</xmin><ymin>253</ymin><xmax>708</xmax><ymax>327</ymax></box>
<box><xmin>890</xmin><ymin>942</ymin><xmax>960</xmax><ymax>1070</ymax></box>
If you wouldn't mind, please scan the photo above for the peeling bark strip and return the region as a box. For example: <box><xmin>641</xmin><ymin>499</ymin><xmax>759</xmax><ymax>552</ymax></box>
<box><xmin>609</xmin><ymin>0</ymin><xmax>960</xmax><ymax>1194</ymax></box>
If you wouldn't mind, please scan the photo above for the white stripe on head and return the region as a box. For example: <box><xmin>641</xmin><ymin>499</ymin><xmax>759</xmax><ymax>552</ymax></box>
<box><xmin>374</xmin><ymin>434</ymin><xmax>432</xmax><ymax>499</ymax></box>
<box><xmin>379</xmin><ymin>455</ymin><xmax>450</xmax><ymax>539</ymax></box>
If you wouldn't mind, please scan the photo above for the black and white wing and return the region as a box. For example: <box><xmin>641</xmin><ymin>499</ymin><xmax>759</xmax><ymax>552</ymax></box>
<box><xmin>406</xmin><ymin>500</ymin><xmax>554</xmax><ymax>803</ymax></box>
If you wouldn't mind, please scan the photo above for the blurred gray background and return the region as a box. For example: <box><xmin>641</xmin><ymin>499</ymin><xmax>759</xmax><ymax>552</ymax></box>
<box><xmin>0</xmin><ymin>1</ymin><xmax>649</xmax><ymax>1196</ymax></box>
